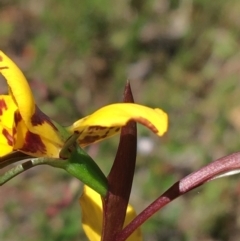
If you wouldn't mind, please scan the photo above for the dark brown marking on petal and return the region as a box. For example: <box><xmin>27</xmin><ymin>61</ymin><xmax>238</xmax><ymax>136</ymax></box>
<box><xmin>14</xmin><ymin>111</ymin><xmax>22</xmax><ymax>124</ymax></box>
<box><xmin>0</xmin><ymin>99</ymin><xmax>7</xmax><ymax>116</ymax></box>
<box><xmin>134</xmin><ymin>117</ymin><xmax>158</xmax><ymax>133</ymax></box>
<box><xmin>31</xmin><ymin>105</ymin><xmax>57</xmax><ymax>130</ymax></box>
<box><xmin>13</xmin><ymin>127</ymin><xmax>17</xmax><ymax>135</ymax></box>
<box><xmin>21</xmin><ymin>131</ymin><xmax>46</xmax><ymax>154</ymax></box>
<box><xmin>0</xmin><ymin>66</ymin><xmax>8</xmax><ymax>70</ymax></box>
<box><xmin>88</xmin><ymin>129</ymin><xmax>93</xmax><ymax>134</ymax></box>
<box><xmin>79</xmin><ymin>141</ymin><xmax>91</xmax><ymax>146</ymax></box>
<box><xmin>99</xmin><ymin>130</ymin><xmax>111</xmax><ymax>139</ymax></box>
<box><xmin>0</xmin><ymin>55</ymin><xmax>2</xmax><ymax>61</ymax></box>
<box><xmin>115</xmin><ymin>127</ymin><xmax>120</xmax><ymax>132</ymax></box>
<box><xmin>88</xmin><ymin>126</ymin><xmax>108</xmax><ymax>131</ymax></box>
<box><xmin>81</xmin><ymin>135</ymin><xmax>101</xmax><ymax>144</ymax></box>
<box><xmin>2</xmin><ymin>128</ymin><xmax>13</xmax><ymax>146</ymax></box>
<box><xmin>101</xmin><ymin>134</ymin><xmax>108</xmax><ymax>139</ymax></box>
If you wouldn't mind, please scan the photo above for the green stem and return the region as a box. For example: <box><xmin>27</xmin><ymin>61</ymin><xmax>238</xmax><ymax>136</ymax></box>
<box><xmin>0</xmin><ymin>157</ymin><xmax>50</xmax><ymax>185</ymax></box>
<box><xmin>59</xmin><ymin>146</ymin><xmax>108</xmax><ymax>197</ymax></box>
<box><xmin>0</xmin><ymin>152</ymin><xmax>31</xmax><ymax>169</ymax></box>
<box><xmin>59</xmin><ymin>132</ymin><xmax>80</xmax><ymax>159</ymax></box>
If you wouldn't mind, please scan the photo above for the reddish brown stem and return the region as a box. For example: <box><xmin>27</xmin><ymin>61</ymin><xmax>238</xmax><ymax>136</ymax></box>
<box><xmin>117</xmin><ymin>152</ymin><xmax>240</xmax><ymax>240</ymax></box>
<box><xmin>101</xmin><ymin>82</ymin><xmax>137</xmax><ymax>241</ymax></box>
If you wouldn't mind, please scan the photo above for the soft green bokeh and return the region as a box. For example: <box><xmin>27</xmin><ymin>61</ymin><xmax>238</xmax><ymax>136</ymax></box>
<box><xmin>1</xmin><ymin>0</ymin><xmax>240</xmax><ymax>240</ymax></box>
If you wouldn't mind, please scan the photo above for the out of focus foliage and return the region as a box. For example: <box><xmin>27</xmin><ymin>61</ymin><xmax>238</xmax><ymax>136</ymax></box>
<box><xmin>1</xmin><ymin>0</ymin><xmax>240</xmax><ymax>240</ymax></box>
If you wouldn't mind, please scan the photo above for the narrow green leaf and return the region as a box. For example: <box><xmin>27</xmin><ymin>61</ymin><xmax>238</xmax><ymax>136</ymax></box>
<box><xmin>65</xmin><ymin>146</ymin><xmax>108</xmax><ymax>196</ymax></box>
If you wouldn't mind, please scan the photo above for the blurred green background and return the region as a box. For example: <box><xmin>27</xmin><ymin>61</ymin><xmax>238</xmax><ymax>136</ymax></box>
<box><xmin>1</xmin><ymin>0</ymin><xmax>240</xmax><ymax>240</ymax></box>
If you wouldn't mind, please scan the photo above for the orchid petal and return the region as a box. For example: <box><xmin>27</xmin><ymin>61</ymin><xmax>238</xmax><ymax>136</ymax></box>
<box><xmin>15</xmin><ymin>106</ymin><xmax>63</xmax><ymax>157</ymax></box>
<box><xmin>0</xmin><ymin>95</ymin><xmax>17</xmax><ymax>156</ymax></box>
<box><xmin>0</xmin><ymin>51</ymin><xmax>63</xmax><ymax>157</ymax></box>
<box><xmin>70</xmin><ymin>103</ymin><xmax>168</xmax><ymax>146</ymax></box>
<box><xmin>13</xmin><ymin>115</ymin><xmax>62</xmax><ymax>157</ymax></box>
<box><xmin>79</xmin><ymin>185</ymin><xmax>142</xmax><ymax>241</ymax></box>
<box><xmin>0</xmin><ymin>51</ymin><xmax>35</xmax><ymax>123</ymax></box>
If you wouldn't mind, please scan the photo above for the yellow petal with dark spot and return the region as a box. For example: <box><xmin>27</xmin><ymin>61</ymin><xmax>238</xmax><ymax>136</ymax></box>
<box><xmin>79</xmin><ymin>185</ymin><xmax>142</xmax><ymax>241</ymax></box>
<box><xmin>0</xmin><ymin>95</ymin><xmax>17</xmax><ymax>156</ymax></box>
<box><xmin>0</xmin><ymin>51</ymin><xmax>35</xmax><ymax>124</ymax></box>
<box><xmin>0</xmin><ymin>51</ymin><xmax>63</xmax><ymax>157</ymax></box>
<box><xmin>70</xmin><ymin>103</ymin><xmax>168</xmax><ymax>146</ymax></box>
<box><xmin>14</xmin><ymin>114</ymin><xmax>61</xmax><ymax>158</ymax></box>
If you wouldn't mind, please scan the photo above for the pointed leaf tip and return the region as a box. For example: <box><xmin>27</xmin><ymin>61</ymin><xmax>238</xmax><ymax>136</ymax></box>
<box><xmin>123</xmin><ymin>81</ymin><xmax>134</xmax><ymax>103</ymax></box>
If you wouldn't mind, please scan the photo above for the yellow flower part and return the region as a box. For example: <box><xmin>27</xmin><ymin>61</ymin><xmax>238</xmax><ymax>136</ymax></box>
<box><xmin>0</xmin><ymin>95</ymin><xmax>17</xmax><ymax>156</ymax></box>
<box><xmin>0</xmin><ymin>50</ymin><xmax>168</xmax><ymax>159</ymax></box>
<box><xmin>70</xmin><ymin>104</ymin><xmax>167</xmax><ymax>147</ymax></box>
<box><xmin>80</xmin><ymin>185</ymin><xmax>142</xmax><ymax>241</ymax></box>
<box><xmin>0</xmin><ymin>51</ymin><xmax>64</xmax><ymax>157</ymax></box>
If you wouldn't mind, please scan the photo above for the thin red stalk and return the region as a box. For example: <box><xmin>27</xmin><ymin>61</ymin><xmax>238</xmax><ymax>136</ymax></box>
<box><xmin>117</xmin><ymin>152</ymin><xmax>240</xmax><ymax>240</ymax></box>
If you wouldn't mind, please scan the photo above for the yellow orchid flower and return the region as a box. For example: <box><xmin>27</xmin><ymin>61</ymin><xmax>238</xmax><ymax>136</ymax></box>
<box><xmin>0</xmin><ymin>52</ymin><xmax>64</xmax><ymax>158</ymax></box>
<box><xmin>0</xmin><ymin>50</ymin><xmax>168</xmax><ymax>159</ymax></box>
<box><xmin>80</xmin><ymin>185</ymin><xmax>142</xmax><ymax>241</ymax></box>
